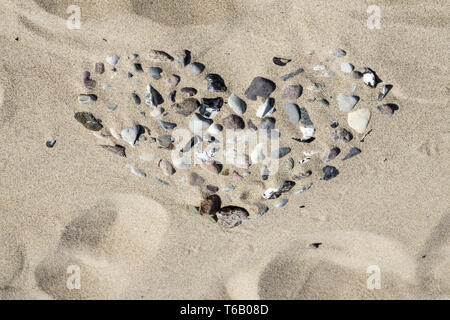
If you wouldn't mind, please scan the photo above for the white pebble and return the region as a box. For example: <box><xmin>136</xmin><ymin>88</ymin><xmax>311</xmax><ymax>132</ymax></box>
<box><xmin>341</xmin><ymin>63</ymin><xmax>354</xmax><ymax>73</ymax></box>
<box><xmin>313</xmin><ymin>65</ymin><xmax>326</xmax><ymax>71</ymax></box>
<box><xmin>106</xmin><ymin>55</ymin><xmax>120</xmax><ymax>66</ymax></box>
<box><xmin>347</xmin><ymin>108</ymin><xmax>371</xmax><ymax>133</ymax></box>
<box><xmin>126</xmin><ymin>164</ymin><xmax>146</xmax><ymax>178</ymax></box>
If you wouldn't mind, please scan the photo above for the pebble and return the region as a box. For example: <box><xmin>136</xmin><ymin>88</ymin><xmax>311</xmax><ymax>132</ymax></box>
<box><xmin>140</xmin><ymin>153</ymin><xmax>157</xmax><ymax>162</ymax></box>
<box><xmin>271</xmin><ymin>147</ymin><xmax>291</xmax><ymax>159</ymax></box>
<box><xmin>300</xmin><ymin>107</ymin><xmax>314</xmax><ymax>127</ymax></box>
<box><xmin>102</xmin><ymin>84</ymin><xmax>112</xmax><ymax>91</ymax></box>
<box><xmin>352</xmin><ymin>71</ymin><xmax>363</xmax><ymax>79</ymax></box>
<box><xmin>200</xmin><ymin>195</ymin><xmax>221</xmax><ymax>216</ymax></box>
<box><xmin>145</xmin><ymin>85</ymin><xmax>164</xmax><ymax>108</ymax></box>
<box><xmin>107</xmin><ymin>102</ymin><xmax>118</xmax><ymax>112</ymax></box>
<box><xmin>149</xmin><ymin>50</ymin><xmax>173</xmax><ymax>62</ymax></box>
<box><xmin>274</xmin><ymin>199</ymin><xmax>288</xmax><ymax>208</ymax></box>
<box><xmin>78</xmin><ymin>94</ymin><xmax>97</xmax><ymax>105</ymax></box>
<box><xmin>285</xmin><ymin>157</ymin><xmax>295</xmax><ymax>171</ymax></box>
<box><xmin>378</xmin><ymin>84</ymin><xmax>392</xmax><ymax>101</ymax></box>
<box><xmin>330</xmin><ymin>120</ymin><xmax>339</xmax><ymax>128</ymax></box>
<box><xmin>307</xmin><ymin>83</ymin><xmax>325</xmax><ymax>92</ymax></box>
<box><xmin>46</xmin><ymin>140</ymin><xmax>56</xmax><ymax>148</ymax></box>
<box><xmin>148</xmin><ymin>67</ymin><xmax>163</xmax><ymax>80</ymax></box>
<box><xmin>247</xmin><ymin>119</ymin><xmax>258</xmax><ymax>131</ymax></box>
<box><xmin>284</xmin><ymin>103</ymin><xmax>301</xmax><ymax>125</ymax></box>
<box><xmin>190</xmin><ymin>113</ymin><xmax>213</xmax><ymax>134</ymax></box>
<box><xmin>223</xmin><ymin>114</ymin><xmax>245</xmax><ymax>131</ymax></box>
<box><xmin>256</xmin><ymin>98</ymin><xmax>276</xmax><ymax>118</ymax></box>
<box><xmin>205</xmin><ymin>74</ymin><xmax>227</xmax><ymax>93</ymax></box>
<box><xmin>82</xmin><ymin>71</ymin><xmax>97</xmax><ymax>89</ymax></box>
<box><xmin>263</xmin><ymin>181</ymin><xmax>296</xmax><ymax>199</ymax></box>
<box><xmin>74</xmin><ymin>112</ymin><xmax>103</xmax><ymax>131</ymax></box>
<box><xmin>132</xmin><ymin>92</ymin><xmax>141</xmax><ymax>105</ymax></box>
<box><xmin>150</xmin><ymin>107</ymin><xmax>165</xmax><ymax>117</ymax></box>
<box><xmin>173</xmin><ymin>156</ymin><xmax>191</xmax><ymax>169</ymax></box>
<box><xmin>157</xmin><ymin>134</ymin><xmax>174</xmax><ymax>149</ymax></box>
<box><xmin>273</xmin><ymin>57</ymin><xmax>291</xmax><ymax>66</ymax></box>
<box><xmin>165</xmin><ymin>74</ymin><xmax>180</xmax><ymax>88</ymax></box>
<box><xmin>181</xmin><ymin>135</ymin><xmax>202</xmax><ymax>152</ymax></box>
<box><xmin>101</xmin><ymin>144</ymin><xmax>126</xmax><ymax>157</ymax></box>
<box><xmin>228</xmin><ymin>93</ymin><xmax>247</xmax><ymax>115</ymax></box>
<box><xmin>320</xmin><ymin>99</ymin><xmax>330</xmax><ymax>107</ymax></box>
<box><xmin>322</xmin><ymin>166</ymin><xmax>339</xmax><ymax>181</ymax></box>
<box><xmin>121</xmin><ymin>126</ymin><xmax>139</xmax><ymax>146</ymax></box>
<box><xmin>200</xmin><ymin>97</ymin><xmax>223</xmax><ymax>119</ymax></box>
<box><xmin>154</xmin><ymin>177</ymin><xmax>170</xmax><ymax>186</ymax></box>
<box><xmin>189</xmin><ymin>62</ymin><xmax>205</xmax><ymax>76</ymax></box>
<box><xmin>245</xmin><ymin>77</ymin><xmax>276</xmax><ymax>101</ymax></box>
<box><xmin>300</xmin><ymin>126</ymin><xmax>315</xmax><ymax>140</ymax></box>
<box><xmin>363</xmin><ymin>68</ymin><xmax>379</xmax><ymax>88</ymax></box>
<box><xmin>343</xmin><ymin>147</ymin><xmax>361</xmax><ymax>160</ymax></box>
<box><xmin>208</xmin><ymin>123</ymin><xmax>223</xmax><ymax>135</ymax></box>
<box><xmin>206</xmin><ymin>185</ymin><xmax>219</xmax><ymax>194</ymax></box>
<box><xmin>188</xmin><ymin>172</ymin><xmax>205</xmax><ymax>186</ymax></box>
<box><xmin>175</xmin><ymin>98</ymin><xmax>200</xmax><ymax>117</ymax></box>
<box><xmin>280</xmin><ymin>68</ymin><xmax>304</xmax><ymax>81</ymax></box>
<box><xmin>323</xmin><ymin>72</ymin><xmax>335</xmax><ymax>78</ymax></box>
<box><xmin>168</xmin><ymin>90</ymin><xmax>176</xmax><ymax>103</ymax></box>
<box><xmin>128</xmin><ymin>53</ymin><xmax>139</xmax><ymax>61</ymax></box>
<box><xmin>258</xmin><ymin>117</ymin><xmax>276</xmax><ymax>137</ymax></box>
<box><xmin>106</xmin><ymin>55</ymin><xmax>120</xmax><ymax>66</ymax></box>
<box><xmin>281</xmin><ymin>85</ymin><xmax>302</xmax><ymax>100</ymax></box>
<box><xmin>313</xmin><ymin>65</ymin><xmax>326</xmax><ymax>71</ymax></box>
<box><xmin>158</xmin><ymin>159</ymin><xmax>176</xmax><ymax>176</ymax></box>
<box><xmin>216</xmin><ymin>206</ymin><xmax>249</xmax><ymax>229</ymax></box>
<box><xmin>95</xmin><ymin>62</ymin><xmax>105</xmax><ymax>74</ymax></box>
<box><xmin>295</xmin><ymin>183</ymin><xmax>312</xmax><ymax>195</ymax></box>
<box><xmin>331</xmin><ymin>49</ymin><xmax>346</xmax><ymax>57</ymax></box>
<box><xmin>261</xmin><ymin>166</ymin><xmax>270</xmax><ymax>180</ymax></box>
<box><xmin>292</xmin><ymin>171</ymin><xmax>312</xmax><ymax>181</ymax></box>
<box><xmin>180</xmin><ymin>87</ymin><xmax>197</xmax><ymax>97</ymax></box>
<box><xmin>133</xmin><ymin>63</ymin><xmax>143</xmax><ymax>73</ymax></box>
<box><xmin>337</xmin><ymin>94</ymin><xmax>359</xmax><ymax>112</ymax></box>
<box><xmin>158</xmin><ymin>120</ymin><xmax>177</xmax><ymax>131</ymax></box>
<box><xmin>323</xmin><ymin>147</ymin><xmax>340</xmax><ymax>162</ymax></box>
<box><xmin>331</xmin><ymin>128</ymin><xmax>353</xmax><ymax>144</ymax></box>
<box><xmin>250</xmin><ymin>143</ymin><xmax>266</xmax><ymax>164</ymax></box>
<box><xmin>125</xmin><ymin>163</ymin><xmax>146</xmax><ymax>178</ymax></box>
<box><xmin>175</xmin><ymin>49</ymin><xmax>191</xmax><ymax>68</ymax></box>
<box><xmin>222</xmin><ymin>185</ymin><xmax>236</xmax><ymax>192</ymax></box>
<box><xmin>377</xmin><ymin>104</ymin><xmax>394</xmax><ymax>117</ymax></box>
<box><xmin>347</xmin><ymin>108</ymin><xmax>370</xmax><ymax>133</ymax></box>
<box><xmin>339</xmin><ymin>63</ymin><xmax>353</xmax><ymax>73</ymax></box>
<box><xmin>201</xmin><ymin>160</ymin><xmax>223</xmax><ymax>174</ymax></box>
<box><xmin>225</xmin><ymin>149</ymin><xmax>250</xmax><ymax>168</ymax></box>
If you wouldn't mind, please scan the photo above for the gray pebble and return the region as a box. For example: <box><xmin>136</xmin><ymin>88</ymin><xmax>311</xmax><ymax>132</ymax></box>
<box><xmin>149</xmin><ymin>67</ymin><xmax>163</xmax><ymax>80</ymax></box>
<box><xmin>132</xmin><ymin>92</ymin><xmax>141</xmax><ymax>105</ymax></box>
<box><xmin>158</xmin><ymin>120</ymin><xmax>177</xmax><ymax>131</ymax></box>
<box><xmin>342</xmin><ymin>147</ymin><xmax>361</xmax><ymax>160</ymax></box>
<box><xmin>205</xmin><ymin>74</ymin><xmax>227</xmax><ymax>93</ymax></box>
<box><xmin>337</xmin><ymin>94</ymin><xmax>359</xmax><ymax>112</ymax></box>
<box><xmin>200</xmin><ymin>97</ymin><xmax>223</xmax><ymax>119</ymax></box>
<box><xmin>175</xmin><ymin>98</ymin><xmax>200</xmax><ymax>117</ymax></box>
<box><xmin>281</xmin><ymin>84</ymin><xmax>302</xmax><ymax>100</ymax></box>
<box><xmin>280</xmin><ymin>68</ymin><xmax>304</xmax><ymax>81</ymax></box>
<box><xmin>284</xmin><ymin>103</ymin><xmax>301</xmax><ymax>125</ymax></box>
<box><xmin>323</xmin><ymin>147</ymin><xmax>341</xmax><ymax>162</ymax></box>
<box><xmin>331</xmin><ymin>128</ymin><xmax>353</xmax><ymax>144</ymax></box>
<box><xmin>271</xmin><ymin>147</ymin><xmax>291</xmax><ymax>159</ymax></box>
<box><xmin>322</xmin><ymin>166</ymin><xmax>339</xmax><ymax>181</ymax></box>
<box><xmin>300</xmin><ymin>107</ymin><xmax>314</xmax><ymax>126</ymax></box>
<box><xmin>245</xmin><ymin>77</ymin><xmax>276</xmax><ymax>101</ymax></box>
<box><xmin>189</xmin><ymin>62</ymin><xmax>205</xmax><ymax>76</ymax></box>
<box><xmin>133</xmin><ymin>63</ymin><xmax>144</xmax><ymax>73</ymax></box>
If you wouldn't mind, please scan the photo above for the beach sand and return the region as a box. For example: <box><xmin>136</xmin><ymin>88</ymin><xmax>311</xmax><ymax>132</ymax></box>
<box><xmin>0</xmin><ymin>0</ymin><xmax>449</xmax><ymax>299</ymax></box>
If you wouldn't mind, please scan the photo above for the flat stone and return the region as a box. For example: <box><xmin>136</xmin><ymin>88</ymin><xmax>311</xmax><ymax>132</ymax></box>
<box><xmin>341</xmin><ymin>63</ymin><xmax>354</xmax><ymax>73</ymax></box>
<box><xmin>190</xmin><ymin>113</ymin><xmax>213</xmax><ymax>134</ymax></box>
<box><xmin>245</xmin><ymin>77</ymin><xmax>276</xmax><ymax>100</ymax></box>
<box><xmin>331</xmin><ymin>128</ymin><xmax>353</xmax><ymax>144</ymax></box>
<box><xmin>256</xmin><ymin>98</ymin><xmax>276</xmax><ymax>118</ymax></box>
<box><xmin>363</xmin><ymin>68</ymin><xmax>380</xmax><ymax>88</ymax></box>
<box><xmin>263</xmin><ymin>181</ymin><xmax>296</xmax><ymax>199</ymax></box>
<box><xmin>284</xmin><ymin>103</ymin><xmax>301</xmax><ymax>125</ymax></box>
<box><xmin>205</xmin><ymin>74</ymin><xmax>227</xmax><ymax>92</ymax></box>
<box><xmin>148</xmin><ymin>67</ymin><xmax>163</xmax><ymax>80</ymax></box>
<box><xmin>121</xmin><ymin>126</ymin><xmax>139</xmax><ymax>146</ymax></box>
<box><xmin>126</xmin><ymin>164</ymin><xmax>146</xmax><ymax>178</ymax></box>
<box><xmin>106</xmin><ymin>55</ymin><xmax>120</xmax><ymax>66</ymax></box>
<box><xmin>189</xmin><ymin>62</ymin><xmax>205</xmax><ymax>76</ymax></box>
<box><xmin>343</xmin><ymin>147</ymin><xmax>361</xmax><ymax>160</ymax></box>
<box><xmin>323</xmin><ymin>147</ymin><xmax>340</xmax><ymax>162</ymax></box>
<box><xmin>200</xmin><ymin>97</ymin><xmax>223</xmax><ymax>119</ymax></box>
<box><xmin>216</xmin><ymin>206</ymin><xmax>249</xmax><ymax>229</ymax></box>
<box><xmin>281</xmin><ymin>84</ymin><xmax>302</xmax><ymax>100</ymax></box>
<box><xmin>223</xmin><ymin>114</ymin><xmax>245</xmax><ymax>131</ymax></box>
<box><xmin>322</xmin><ymin>166</ymin><xmax>339</xmax><ymax>180</ymax></box>
<box><xmin>273</xmin><ymin>57</ymin><xmax>291</xmax><ymax>66</ymax></box>
<box><xmin>157</xmin><ymin>134</ymin><xmax>174</xmax><ymax>149</ymax></box>
<box><xmin>337</xmin><ymin>94</ymin><xmax>359</xmax><ymax>112</ymax></box>
<box><xmin>175</xmin><ymin>98</ymin><xmax>200</xmax><ymax>117</ymax></box>
<box><xmin>274</xmin><ymin>199</ymin><xmax>289</xmax><ymax>208</ymax></box>
<box><xmin>378</xmin><ymin>84</ymin><xmax>392</xmax><ymax>101</ymax></box>
<box><xmin>300</xmin><ymin>126</ymin><xmax>315</xmax><ymax>140</ymax></box>
<box><xmin>188</xmin><ymin>172</ymin><xmax>205</xmax><ymax>186</ymax></box>
<box><xmin>228</xmin><ymin>93</ymin><xmax>247</xmax><ymax>115</ymax></box>
<box><xmin>377</xmin><ymin>104</ymin><xmax>394</xmax><ymax>117</ymax></box>
<box><xmin>347</xmin><ymin>108</ymin><xmax>370</xmax><ymax>133</ymax></box>
<box><xmin>180</xmin><ymin>87</ymin><xmax>197</xmax><ymax>97</ymax></box>
<box><xmin>74</xmin><ymin>112</ymin><xmax>103</xmax><ymax>131</ymax></box>
<box><xmin>201</xmin><ymin>160</ymin><xmax>223</xmax><ymax>174</ymax></box>
<box><xmin>313</xmin><ymin>65</ymin><xmax>326</xmax><ymax>71</ymax></box>
<box><xmin>165</xmin><ymin>74</ymin><xmax>180</xmax><ymax>88</ymax></box>
<box><xmin>82</xmin><ymin>71</ymin><xmax>97</xmax><ymax>89</ymax></box>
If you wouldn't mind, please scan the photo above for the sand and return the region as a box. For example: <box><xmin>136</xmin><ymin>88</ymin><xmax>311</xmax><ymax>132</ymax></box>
<box><xmin>0</xmin><ymin>0</ymin><xmax>449</xmax><ymax>300</ymax></box>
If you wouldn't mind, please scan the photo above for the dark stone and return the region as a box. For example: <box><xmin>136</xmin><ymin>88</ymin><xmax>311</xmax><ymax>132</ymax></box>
<box><xmin>273</xmin><ymin>57</ymin><xmax>291</xmax><ymax>66</ymax></box>
<box><xmin>82</xmin><ymin>71</ymin><xmax>96</xmax><ymax>90</ymax></box>
<box><xmin>74</xmin><ymin>112</ymin><xmax>103</xmax><ymax>131</ymax></box>
<box><xmin>271</xmin><ymin>147</ymin><xmax>291</xmax><ymax>159</ymax></box>
<box><xmin>300</xmin><ymin>107</ymin><xmax>314</xmax><ymax>126</ymax></box>
<box><xmin>216</xmin><ymin>206</ymin><xmax>249</xmax><ymax>228</ymax></box>
<box><xmin>331</xmin><ymin>128</ymin><xmax>353</xmax><ymax>144</ymax></box>
<box><xmin>223</xmin><ymin>114</ymin><xmax>245</xmax><ymax>131</ymax></box>
<box><xmin>280</xmin><ymin>68</ymin><xmax>304</xmax><ymax>81</ymax></box>
<box><xmin>245</xmin><ymin>77</ymin><xmax>276</xmax><ymax>100</ymax></box>
<box><xmin>342</xmin><ymin>147</ymin><xmax>361</xmax><ymax>160</ymax></box>
<box><xmin>132</xmin><ymin>92</ymin><xmax>141</xmax><ymax>105</ymax></box>
<box><xmin>330</xmin><ymin>120</ymin><xmax>339</xmax><ymax>128</ymax></box>
<box><xmin>46</xmin><ymin>140</ymin><xmax>56</xmax><ymax>148</ymax></box>
<box><xmin>322</xmin><ymin>166</ymin><xmax>339</xmax><ymax>181</ymax></box>
<box><xmin>205</xmin><ymin>74</ymin><xmax>227</xmax><ymax>92</ymax></box>
<box><xmin>133</xmin><ymin>63</ymin><xmax>144</xmax><ymax>72</ymax></box>
<box><xmin>323</xmin><ymin>147</ymin><xmax>340</xmax><ymax>162</ymax></box>
<box><xmin>180</xmin><ymin>87</ymin><xmax>197</xmax><ymax>97</ymax></box>
<box><xmin>200</xmin><ymin>97</ymin><xmax>223</xmax><ymax>119</ymax></box>
<box><xmin>200</xmin><ymin>195</ymin><xmax>221</xmax><ymax>216</ymax></box>
<box><xmin>149</xmin><ymin>67</ymin><xmax>163</xmax><ymax>80</ymax></box>
<box><xmin>247</xmin><ymin>119</ymin><xmax>258</xmax><ymax>131</ymax></box>
<box><xmin>188</xmin><ymin>172</ymin><xmax>205</xmax><ymax>186</ymax></box>
<box><xmin>175</xmin><ymin>98</ymin><xmax>200</xmax><ymax>117</ymax></box>
<box><xmin>101</xmin><ymin>144</ymin><xmax>126</xmax><ymax>157</ymax></box>
<box><xmin>168</xmin><ymin>90</ymin><xmax>176</xmax><ymax>103</ymax></box>
<box><xmin>181</xmin><ymin>135</ymin><xmax>202</xmax><ymax>153</ymax></box>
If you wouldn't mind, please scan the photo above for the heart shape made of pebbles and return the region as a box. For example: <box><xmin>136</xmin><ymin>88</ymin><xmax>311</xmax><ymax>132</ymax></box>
<box><xmin>73</xmin><ymin>49</ymin><xmax>398</xmax><ymax>229</ymax></box>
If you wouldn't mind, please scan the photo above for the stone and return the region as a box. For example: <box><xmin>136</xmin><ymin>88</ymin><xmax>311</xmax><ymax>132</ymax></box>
<box><xmin>285</xmin><ymin>157</ymin><xmax>295</xmax><ymax>171</ymax></box>
<box><xmin>206</xmin><ymin>185</ymin><xmax>219</xmax><ymax>194</ymax></box>
<box><xmin>300</xmin><ymin>126</ymin><xmax>315</xmax><ymax>140</ymax></box>
<box><xmin>250</xmin><ymin>143</ymin><xmax>266</xmax><ymax>164</ymax></box>
<box><xmin>223</xmin><ymin>114</ymin><xmax>245</xmax><ymax>131</ymax></box>
<box><xmin>331</xmin><ymin>49</ymin><xmax>346</xmax><ymax>57</ymax></box>
<box><xmin>281</xmin><ymin>84</ymin><xmax>302</xmax><ymax>100</ymax></box>
<box><xmin>150</xmin><ymin>107</ymin><xmax>164</xmax><ymax>117</ymax></box>
<box><xmin>82</xmin><ymin>71</ymin><xmax>97</xmax><ymax>89</ymax></box>
<box><xmin>149</xmin><ymin>50</ymin><xmax>173</xmax><ymax>62</ymax></box>
<box><xmin>133</xmin><ymin>63</ymin><xmax>143</xmax><ymax>73</ymax></box>
<box><xmin>121</xmin><ymin>126</ymin><xmax>139</xmax><ymax>146</ymax></box>
<box><xmin>292</xmin><ymin>170</ymin><xmax>312</xmax><ymax>181</ymax></box>
<box><xmin>216</xmin><ymin>206</ymin><xmax>249</xmax><ymax>229</ymax></box>
<box><xmin>158</xmin><ymin>120</ymin><xmax>177</xmax><ymax>131</ymax></box>
<box><xmin>378</xmin><ymin>84</ymin><xmax>392</xmax><ymax>101</ymax></box>
<box><xmin>343</xmin><ymin>147</ymin><xmax>361</xmax><ymax>160</ymax></box>
<box><xmin>263</xmin><ymin>181</ymin><xmax>296</xmax><ymax>199</ymax></box>
<box><xmin>165</xmin><ymin>74</ymin><xmax>180</xmax><ymax>88</ymax></box>
<box><xmin>106</xmin><ymin>55</ymin><xmax>120</xmax><ymax>66</ymax></box>
<box><xmin>247</xmin><ymin>119</ymin><xmax>258</xmax><ymax>131</ymax></box>
<box><xmin>273</xmin><ymin>57</ymin><xmax>291</xmax><ymax>66</ymax></box>
<box><xmin>78</xmin><ymin>94</ymin><xmax>97</xmax><ymax>105</ymax></box>
<box><xmin>352</xmin><ymin>71</ymin><xmax>363</xmax><ymax>79</ymax></box>
<box><xmin>341</xmin><ymin>63</ymin><xmax>354</xmax><ymax>73</ymax></box>
<box><xmin>145</xmin><ymin>85</ymin><xmax>164</xmax><ymax>108</ymax></box>
<box><xmin>330</xmin><ymin>121</ymin><xmax>339</xmax><ymax>128</ymax></box>
<box><xmin>331</xmin><ymin>128</ymin><xmax>353</xmax><ymax>144</ymax></box>
<box><xmin>200</xmin><ymin>195</ymin><xmax>221</xmax><ymax>216</ymax></box>
<box><xmin>323</xmin><ymin>72</ymin><xmax>335</xmax><ymax>77</ymax></box>
<box><xmin>200</xmin><ymin>97</ymin><xmax>223</xmax><ymax>119</ymax></box>
<box><xmin>158</xmin><ymin>159</ymin><xmax>176</xmax><ymax>176</ymax></box>
<box><xmin>271</xmin><ymin>147</ymin><xmax>291</xmax><ymax>159</ymax></box>
<box><xmin>107</xmin><ymin>102</ymin><xmax>118</xmax><ymax>112</ymax></box>
<box><xmin>157</xmin><ymin>135</ymin><xmax>174</xmax><ymax>149</ymax></box>
<box><xmin>181</xmin><ymin>135</ymin><xmax>202</xmax><ymax>153</ymax></box>
<box><xmin>323</xmin><ymin>147</ymin><xmax>340</xmax><ymax>162</ymax></box>
<box><xmin>101</xmin><ymin>144</ymin><xmax>126</xmax><ymax>157</ymax></box>
<box><xmin>295</xmin><ymin>182</ymin><xmax>313</xmax><ymax>194</ymax></box>
<box><xmin>280</xmin><ymin>68</ymin><xmax>304</xmax><ymax>81</ymax></box>
<box><xmin>188</xmin><ymin>172</ymin><xmax>205</xmax><ymax>186</ymax></box>
<box><xmin>337</xmin><ymin>94</ymin><xmax>359</xmax><ymax>112</ymax></box>
<box><xmin>46</xmin><ymin>140</ymin><xmax>56</xmax><ymax>148</ymax></box>
<box><xmin>228</xmin><ymin>93</ymin><xmax>247</xmax><ymax>115</ymax></box>
<box><xmin>125</xmin><ymin>164</ymin><xmax>146</xmax><ymax>178</ymax></box>
<box><xmin>320</xmin><ymin>99</ymin><xmax>330</xmax><ymax>107</ymax></box>
<box><xmin>168</xmin><ymin>90</ymin><xmax>176</xmax><ymax>103</ymax></box>
<box><xmin>201</xmin><ymin>160</ymin><xmax>223</xmax><ymax>174</ymax></box>
<box><xmin>322</xmin><ymin>166</ymin><xmax>339</xmax><ymax>181</ymax></box>
<box><xmin>274</xmin><ymin>199</ymin><xmax>288</xmax><ymax>208</ymax></box>
<box><xmin>190</xmin><ymin>113</ymin><xmax>213</xmax><ymax>134</ymax></box>
<box><xmin>284</xmin><ymin>103</ymin><xmax>300</xmax><ymax>125</ymax></box>
<box><xmin>148</xmin><ymin>67</ymin><xmax>163</xmax><ymax>80</ymax></box>
<box><xmin>180</xmin><ymin>87</ymin><xmax>197</xmax><ymax>97</ymax></box>
<box><xmin>300</xmin><ymin>107</ymin><xmax>314</xmax><ymax>126</ymax></box>
<box><xmin>208</xmin><ymin>123</ymin><xmax>223</xmax><ymax>135</ymax></box>
<box><xmin>175</xmin><ymin>49</ymin><xmax>191</xmax><ymax>68</ymax></box>
<box><xmin>189</xmin><ymin>62</ymin><xmax>205</xmax><ymax>76</ymax></box>
<box><xmin>313</xmin><ymin>65</ymin><xmax>326</xmax><ymax>71</ymax></box>
<box><xmin>245</xmin><ymin>77</ymin><xmax>276</xmax><ymax>100</ymax></box>
<box><xmin>377</xmin><ymin>104</ymin><xmax>394</xmax><ymax>117</ymax></box>
<box><xmin>363</xmin><ymin>68</ymin><xmax>380</xmax><ymax>88</ymax></box>
<box><xmin>95</xmin><ymin>62</ymin><xmax>105</xmax><ymax>74</ymax></box>
<box><xmin>256</xmin><ymin>98</ymin><xmax>276</xmax><ymax>118</ymax></box>
<box><xmin>348</xmin><ymin>108</ymin><xmax>370</xmax><ymax>133</ymax></box>
<box><xmin>74</xmin><ymin>112</ymin><xmax>103</xmax><ymax>131</ymax></box>
<box><xmin>175</xmin><ymin>98</ymin><xmax>200</xmax><ymax>117</ymax></box>
<box><xmin>205</xmin><ymin>74</ymin><xmax>227</xmax><ymax>92</ymax></box>
<box><xmin>132</xmin><ymin>92</ymin><xmax>141</xmax><ymax>105</ymax></box>
<box><xmin>173</xmin><ymin>156</ymin><xmax>191</xmax><ymax>169</ymax></box>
